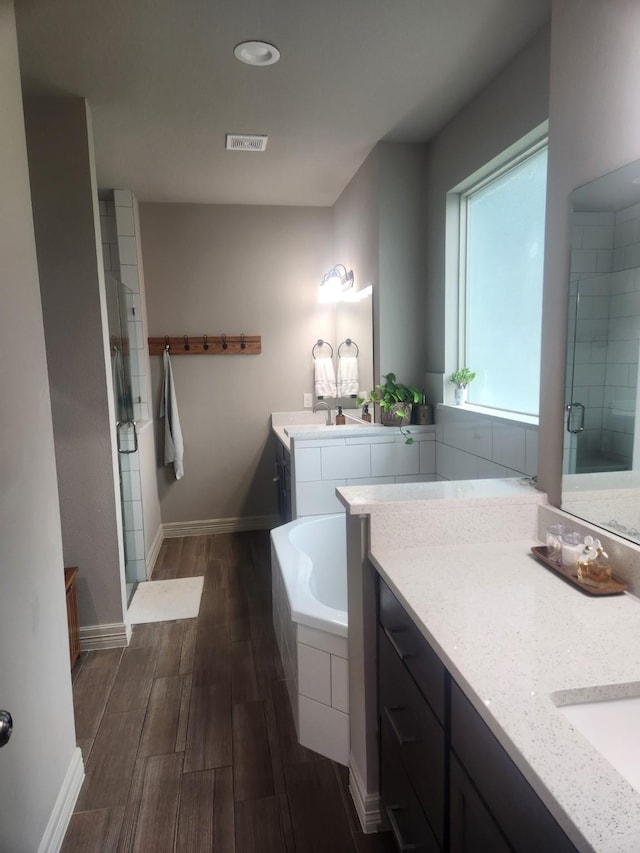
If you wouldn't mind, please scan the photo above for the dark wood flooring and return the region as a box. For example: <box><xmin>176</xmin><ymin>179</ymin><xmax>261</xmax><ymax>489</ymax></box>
<box><xmin>62</xmin><ymin>531</ymin><xmax>396</xmax><ymax>852</ymax></box>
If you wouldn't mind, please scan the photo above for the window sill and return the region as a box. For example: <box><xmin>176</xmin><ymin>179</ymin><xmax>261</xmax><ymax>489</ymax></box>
<box><xmin>438</xmin><ymin>402</ymin><xmax>538</xmax><ymax>428</ymax></box>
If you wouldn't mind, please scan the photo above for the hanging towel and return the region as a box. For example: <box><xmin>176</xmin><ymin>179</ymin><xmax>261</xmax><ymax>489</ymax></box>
<box><xmin>160</xmin><ymin>348</ymin><xmax>184</xmax><ymax>480</ymax></box>
<box><xmin>314</xmin><ymin>356</ymin><xmax>336</xmax><ymax>398</ymax></box>
<box><xmin>337</xmin><ymin>356</ymin><xmax>359</xmax><ymax>397</ymax></box>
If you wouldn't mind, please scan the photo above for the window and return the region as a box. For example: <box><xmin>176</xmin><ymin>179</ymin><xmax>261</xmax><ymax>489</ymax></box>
<box><xmin>458</xmin><ymin>141</ymin><xmax>547</xmax><ymax>417</ymax></box>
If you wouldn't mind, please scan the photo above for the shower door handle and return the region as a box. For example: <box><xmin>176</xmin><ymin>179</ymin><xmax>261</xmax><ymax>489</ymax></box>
<box><xmin>566</xmin><ymin>402</ymin><xmax>585</xmax><ymax>434</ymax></box>
<box><xmin>116</xmin><ymin>419</ymin><xmax>138</xmax><ymax>454</ymax></box>
<box><xmin>0</xmin><ymin>710</ymin><xmax>13</xmax><ymax>748</ymax></box>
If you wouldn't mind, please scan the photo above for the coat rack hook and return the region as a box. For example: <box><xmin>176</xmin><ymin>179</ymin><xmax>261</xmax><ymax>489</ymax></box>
<box><xmin>240</xmin><ymin>333</ymin><xmax>246</xmax><ymax>350</ymax></box>
<box><xmin>203</xmin><ymin>334</ymin><xmax>209</xmax><ymax>350</ymax></box>
<box><xmin>164</xmin><ymin>335</ymin><xmax>170</xmax><ymax>351</ymax></box>
<box><xmin>184</xmin><ymin>335</ymin><xmax>190</xmax><ymax>351</ymax></box>
<box><xmin>222</xmin><ymin>334</ymin><xmax>228</xmax><ymax>350</ymax></box>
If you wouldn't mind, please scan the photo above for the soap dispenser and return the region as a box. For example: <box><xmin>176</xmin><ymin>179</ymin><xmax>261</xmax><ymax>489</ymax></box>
<box><xmin>335</xmin><ymin>406</ymin><xmax>346</xmax><ymax>425</ymax></box>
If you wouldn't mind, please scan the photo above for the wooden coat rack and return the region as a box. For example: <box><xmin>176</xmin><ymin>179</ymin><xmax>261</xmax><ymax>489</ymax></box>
<box><xmin>148</xmin><ymin>334</ymin><xmax>261</xmax><ymax>356</ymax></box>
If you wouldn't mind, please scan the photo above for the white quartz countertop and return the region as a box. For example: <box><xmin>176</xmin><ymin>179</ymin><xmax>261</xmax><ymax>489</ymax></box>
<box><xmin>271</xmin><ymin>413</ymin><xmax>434</xmax><ymax>451</ymax></box>
<box><xmin>370</xmin><ymin>539</ymin><xmax>640</xmax><ymax>852</ymax></box>
<box><xmin>338</xmin><ymin>477</ymin><xmax>540</xmax><ymax>514</ymax></box>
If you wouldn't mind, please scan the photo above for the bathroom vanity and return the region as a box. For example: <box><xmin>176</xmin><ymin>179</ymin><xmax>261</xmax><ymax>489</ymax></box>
<box><xmin>378</xmin><ymin>576</ymin><xmax>576</xmax><ymax>852</ymax></box>
<box><xmin>338</xmin><ymin>480</ymin><xmax>640</xmax><ymax>853</ymax></box>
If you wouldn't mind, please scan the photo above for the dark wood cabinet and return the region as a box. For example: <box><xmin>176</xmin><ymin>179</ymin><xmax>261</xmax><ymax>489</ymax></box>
<box><xmin>450</xmin><ymin>681</ymin><xmax>577</xmax><ymax>853</ymax></box>
<box><xmin>449</xmin><ymin>754</ymin><xmax>512</xmax><ymax>853</ymax></box>
<box><xmin>377</xmin><ymin>577</ymin><xmax>578</xmax><ymax>853</ymax></box>
<box><xmin>379</xmin><ymin>627</ymin><xmax>445</xmax><ymax>849</ymax></box>
<box><xmin>275</xmin><ymin>442</ymin><xmax>291</xmax><ymax>523</ymax></box>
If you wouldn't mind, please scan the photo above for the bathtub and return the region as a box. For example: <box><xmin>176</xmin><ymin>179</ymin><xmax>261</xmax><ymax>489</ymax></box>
<box><xmin>271</xmin><ymin>513</ymin><xmax>349</xmax><ymax>765</ymax></box>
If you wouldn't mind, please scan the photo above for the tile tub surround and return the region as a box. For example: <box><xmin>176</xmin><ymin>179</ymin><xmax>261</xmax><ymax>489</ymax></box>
<box><xmin>271</xmin><ymin>539</ymin><xmax>350</xmax><ymax>765</ymax></box>
<box><xmin>273</xmin><ymin>404</ymin><xmax>537</xmax><ymax>521</ymax></box>
<box><xmin>338</xmin><ymin>480</ymin><xmax>640</xmax><ymax>852</ymax></box>
<box><xmin>435</xmin><ymin>403</ymin><xmax>538</xmax><ymax>480</ymax></box>
<box><xmin>273</xmin><ymin>418</ymin><xmax>437</xmax><ymax>518</ymax></box>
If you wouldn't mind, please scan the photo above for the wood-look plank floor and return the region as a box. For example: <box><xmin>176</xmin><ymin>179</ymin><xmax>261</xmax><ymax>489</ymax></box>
<box><xmin>62</xmin><ymin>531</ymin><xmax>396</xmax><ymax>853</ymax></box>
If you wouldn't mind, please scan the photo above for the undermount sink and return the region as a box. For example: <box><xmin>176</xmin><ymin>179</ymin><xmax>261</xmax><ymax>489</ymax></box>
<box><xmin>553</xmin><ymin>685</ymin><xmax>640</xmax><ymax>792</ymax></box>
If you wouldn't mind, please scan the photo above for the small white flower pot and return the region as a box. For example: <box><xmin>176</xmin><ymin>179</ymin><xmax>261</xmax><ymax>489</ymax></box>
<box><xmin>454</xmin><ymin>387</ymin><xmax>467</xmax><ymax>405</ymax></box>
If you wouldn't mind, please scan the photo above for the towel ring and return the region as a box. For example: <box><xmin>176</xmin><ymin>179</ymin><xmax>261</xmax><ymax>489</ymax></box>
<box><xmin>312</xmin><ymin>339</ymin><xmax>334</xmax><ymax>359</ymax></box>
<box><xmin>338</xmin><ymin>338</ymin><xmax>359</xmax><ymax>357</ymax></box>
<box><xmin>184</xmin><ymin>335</ymin><xmax>190</xmax><ymax>351</ymax></box>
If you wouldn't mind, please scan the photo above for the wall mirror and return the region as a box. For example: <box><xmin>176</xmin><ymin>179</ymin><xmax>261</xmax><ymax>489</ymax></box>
<box><xmin>314</xmin><ymin>284</ymin><xmax>373</xmax><ymax>409</ymax></box>
<box><xmin>333</xmin><ymin>286</ymin><xmax>374</xmax><ymax>409</ymax></box>
<box><xmin>561</xmin><ymin>159</ymin><xmax>640</xmax><ymax>543</ymax></box>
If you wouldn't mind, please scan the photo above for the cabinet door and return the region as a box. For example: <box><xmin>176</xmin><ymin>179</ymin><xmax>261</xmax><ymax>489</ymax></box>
<box><xmin>379</xmin><ymin>579</ymin><xmax>446</xmax><ymax>724</ymax></box>
<box><xmin>275</xmin><ymin>455</ymin><xmax>292</xmax><ymax>523</ymax></box>
<box><xmin>450</xmin><ymin>755</ymin><xmax>512</xmax><ymax>853</ymax></box>
<box><xmin>380</xmin><ymin>716</ymin><xmax>441</xmax><ymax>853</ymax></box>
<box><xmin>379</xmin><ymin>627</ymin><xmax>445</xmax><ymax>848</ymax></box>
<box><xmin>450</xmin><ymin>682</ymin><xmax>577</xmax><ymax>853</ymax></box>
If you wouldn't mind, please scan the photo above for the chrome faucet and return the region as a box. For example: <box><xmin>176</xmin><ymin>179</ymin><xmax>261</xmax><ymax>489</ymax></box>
<box><xmin>312</xmin><ymin>400</ymin><xmax>332</xmax><ymax>425</ymax></box>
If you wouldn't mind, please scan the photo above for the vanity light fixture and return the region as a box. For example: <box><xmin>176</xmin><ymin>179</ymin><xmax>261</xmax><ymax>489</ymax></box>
<box><xmin>318</xmin><ymin>264</ymin><xmax>354</xmax><ymax>303</ymax></box>
<box><xmin>233</xmin><ymin>40</ymin><xmax>280</xmax><ymax>66</ymax></box>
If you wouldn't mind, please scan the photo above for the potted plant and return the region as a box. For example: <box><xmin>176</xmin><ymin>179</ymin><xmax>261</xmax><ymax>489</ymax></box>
<box><xmin>450</xmin><ymin>367</ymin><xmax>476</xmax><ymax>405</ymax></box>
<box><xmin>357</xmin><ymin>373</ymin><xmax>421</xmax><ymax>443</ymax></box>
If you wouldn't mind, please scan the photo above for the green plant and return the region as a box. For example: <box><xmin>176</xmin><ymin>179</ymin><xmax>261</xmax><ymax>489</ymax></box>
<box><xmin>450</xmin><ymin>367</ymin><xmax>476</xmax><ymax>388</ymax></box>
<box><xmin>357</xmin><ymin>373</ymin><xmax>421</xmax><ymax>443</ymax></box>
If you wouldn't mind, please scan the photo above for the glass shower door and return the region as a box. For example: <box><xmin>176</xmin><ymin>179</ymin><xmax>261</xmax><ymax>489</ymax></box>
<box><xmin>105</xmin><ymin>274</ymin><xmax>139</xmax><ymax>597</ymax></box>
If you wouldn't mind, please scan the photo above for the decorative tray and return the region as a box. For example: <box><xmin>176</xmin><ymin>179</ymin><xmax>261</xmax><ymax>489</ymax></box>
<box><xmin>530</xmin><ymin>546</ymin><xmax>628</xmax><ymax>596</ymax></box>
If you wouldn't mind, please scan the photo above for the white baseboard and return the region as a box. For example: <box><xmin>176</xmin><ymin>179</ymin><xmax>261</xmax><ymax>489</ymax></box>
<box><xmin>145</xmin><ymin>523</ymin><xmax>164</xmax><ymax>580</ymax></box>
<box><xmin>79</xmin><ymin>621</ymin><xmax>130</xmax><ymax>651</ymax></box>
<box><xmin>37</xmin><ymin>746</ymin><xmax>84</xmax><ymax>853</ymax></box>
<box><xmin>162</xmin><ymin>514</ymin><xmax>281</xmax><ymax>538</ymax></box>
<box><xmin>349</xmin><ymin>759</ymin><xmax>382</xmax><ymax>834</ymax></box>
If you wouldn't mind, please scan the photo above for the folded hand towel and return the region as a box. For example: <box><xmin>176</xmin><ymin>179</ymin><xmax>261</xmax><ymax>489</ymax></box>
<box><xmin>160</xmin><ymin>349</ymin><xmax>184</xmax><ymax>480</ymax></box>
<box><xmin>337</xmin><ymin>356</ymin><xmax>359</xmax><ymax>397</ymax></box>
<box><xmin>314</xmin><ymin>356</ymin><xmax>336</xmax><ymax>398</ymax></box>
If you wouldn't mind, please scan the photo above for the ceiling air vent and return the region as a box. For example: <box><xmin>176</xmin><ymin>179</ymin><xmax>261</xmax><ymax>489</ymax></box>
<box><xmin>225</xmin><ymin>134</ymin><xmax>268</xmax><ymax>152</ymax></box>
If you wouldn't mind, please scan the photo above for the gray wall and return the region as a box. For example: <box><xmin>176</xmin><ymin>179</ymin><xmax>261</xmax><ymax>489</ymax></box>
<box><xmin>333</xmin><ymin>151</ymin><xmax>377</xmax><ymax>396</ymax></box>
<box><xmin>424</xmin><ymin>26</ymin><xmax>550</xmax><ymax>376</ymax></box>
<box><xmin>333</xmin><ymin>142</ymin><xmax>429</xmax><ymax>390</ymax></box>
<box><xmin>538</xmin><ymin>0</ymin><xmax>640</xmax><ymax>503</ymax></box>
<box><xmin>377</xmin><ymin>143</ymin><xmax>428</xmax><ymax>388</ymax></box>
<box><xmin>140</xmin><ymin>203</ymin><xmax>334</xmax><ymax>524</ymax></box>
<box><xmin>24</xmin><ymin>96</ymin><xmax>127</xmax><ymax>629</ymax></box>
<box><xmin>0</xmin><ymin>4</ymin><xmax>77</xmax><ymax>849</ymax></box>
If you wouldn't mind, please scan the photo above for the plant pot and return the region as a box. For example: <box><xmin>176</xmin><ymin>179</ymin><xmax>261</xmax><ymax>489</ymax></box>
<box><xmin>381</xmin><ymin>402</ymin><xmax>412</xmax><ymax>426</ymax></box>
<box><xmin>454</xmin><ymin>387</ymin><xmax>467</xmax><ymax>405</ymax></box>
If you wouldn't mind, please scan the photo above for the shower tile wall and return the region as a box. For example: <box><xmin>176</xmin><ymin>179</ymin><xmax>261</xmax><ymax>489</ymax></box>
<box><xmin>568</xmin><ymin>205</ymin><xmax>640</xmax><ymax>472</ymax></box>
<box><xmin>100</xmin><ymin>190</ymin><xmax>147</xmax><ymax>582</ymax></box>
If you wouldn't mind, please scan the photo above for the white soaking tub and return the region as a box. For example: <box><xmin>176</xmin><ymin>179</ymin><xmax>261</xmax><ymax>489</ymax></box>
<box><xmin>271</xmin><ymin>513</ymin><xmax>349</xmax><ymax>765</ymax></box>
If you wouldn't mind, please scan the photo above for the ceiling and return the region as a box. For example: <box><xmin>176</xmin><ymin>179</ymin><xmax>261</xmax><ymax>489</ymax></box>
<box><xmin>15</xmin><ymin>0</ymin><xmax>550</xmax><ymax>207</ymax></box>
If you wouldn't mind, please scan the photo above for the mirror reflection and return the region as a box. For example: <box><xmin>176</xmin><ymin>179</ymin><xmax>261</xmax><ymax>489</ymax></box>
<box><xmin>313</xmin><ymin>285</ymin><xmax>373</xmax><ymax>411</ymax></box>
<box><xmin>561</xmin><ymin>159</ymin><xmax>640</xmax><ymax>543</ymax></box>
<box><xmin>335</xmin><ymin>286</ymin><xmax>373</xmax><ymax>409</ymax></box>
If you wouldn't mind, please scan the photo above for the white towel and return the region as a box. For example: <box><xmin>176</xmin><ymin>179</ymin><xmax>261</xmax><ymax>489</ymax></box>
<box><xmin>160</xmin><ymin>349</ymin><xmax>184</xmax><ymax>480</ymax></box>
<box><xmin>314</xmin><ymin>356</ymin><xmax>336</xmax><ymax>398</ymax></box>
<box><xmin>337</xmin><ymin>356</ymin><xmax>359</xmax><ymax>397</ymax></box>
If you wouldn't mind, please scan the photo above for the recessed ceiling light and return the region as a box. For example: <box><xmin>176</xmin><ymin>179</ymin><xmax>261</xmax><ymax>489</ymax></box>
<box><xmin>234</xmin><ymin>40</ymin><xmax>280</xmax><ymax>67</ymax></box>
